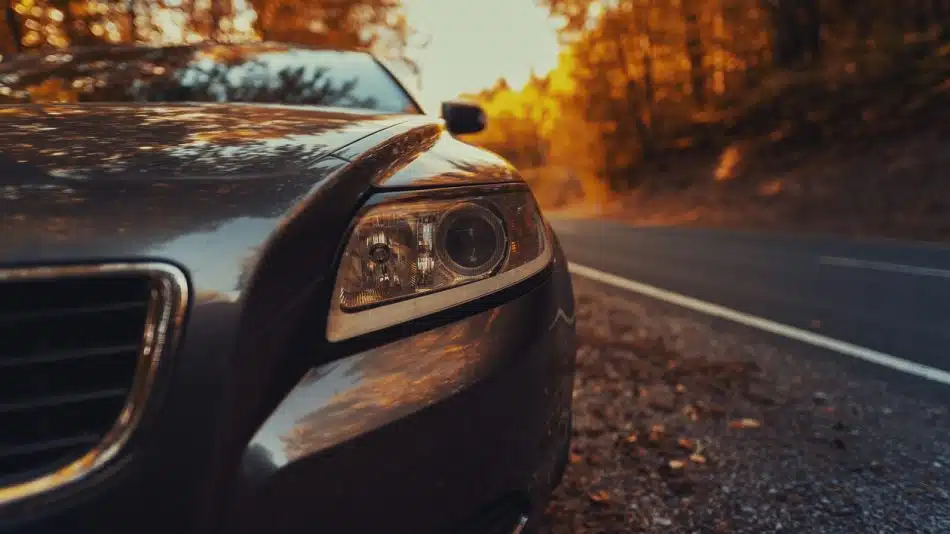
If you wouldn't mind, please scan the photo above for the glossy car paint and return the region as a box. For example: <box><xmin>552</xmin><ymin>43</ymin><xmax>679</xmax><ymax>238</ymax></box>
<box><xmin>332</xmin><ymin>117</ymin><xmax>522</xmax><ymax>189</ymax></box>
<box><xmin>0</xmin><ymin>99</ymin><xmax>575</xmax><ymax>534</ymax></box>
<box><xmin>230</xmin><ymin>238</ymin><xmax>575</xmax><ymax>534</ymax></box>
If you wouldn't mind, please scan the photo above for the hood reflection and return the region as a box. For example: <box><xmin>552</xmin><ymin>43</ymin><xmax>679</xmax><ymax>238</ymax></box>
<box><xmin>0</xmin><ymin>103</ymin><xmax>403</xmax><ymax>292</ymax></box>
<box><xmin>0</xmin><ymin>104</ymin><xmax>400</xmax><ymax>181</ymax></box>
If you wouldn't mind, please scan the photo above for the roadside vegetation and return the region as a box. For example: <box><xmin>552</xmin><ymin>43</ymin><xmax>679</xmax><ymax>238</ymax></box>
<box><xmin>462</xmin><ymin>1</ymin><xmax>950</xmax><ymax>241</ymax></box>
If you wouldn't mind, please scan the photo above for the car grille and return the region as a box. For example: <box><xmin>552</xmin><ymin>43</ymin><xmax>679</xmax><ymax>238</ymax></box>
<box><xmin>0</xmin><ymin>264</ymin><xmax>186</xmax><ymax>504</ymax></box>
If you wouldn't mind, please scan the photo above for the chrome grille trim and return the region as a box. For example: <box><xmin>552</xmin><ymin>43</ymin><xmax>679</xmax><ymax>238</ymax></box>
<box><xmin>0</xmin><ymin>262</ymin><xmax>189</xmax><ymax>506</ymax></box>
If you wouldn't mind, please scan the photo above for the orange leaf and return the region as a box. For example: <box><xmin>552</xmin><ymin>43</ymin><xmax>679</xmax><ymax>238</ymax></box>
<box><xmin>729</xmin><ymin>418</ymin><xmax>761</xmax><ymax>429</ymax></box>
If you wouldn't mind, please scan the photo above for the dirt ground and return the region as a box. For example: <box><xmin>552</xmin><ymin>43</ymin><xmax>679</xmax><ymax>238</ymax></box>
<box><xmin>537</xmin><ymin>277</ymin><xmax>950</xmax><ymax>533</ymax></box>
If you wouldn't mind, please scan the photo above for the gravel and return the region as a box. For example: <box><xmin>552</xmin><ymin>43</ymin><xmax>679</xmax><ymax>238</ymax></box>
<box><xmin>538</xmin><ymin>277</ymin><xmax>950</xmax><ymax>533</ymax></box>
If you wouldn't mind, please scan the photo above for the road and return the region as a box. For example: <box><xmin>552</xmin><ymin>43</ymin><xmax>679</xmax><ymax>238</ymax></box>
<box><xmin>550</xmin><ymin>218</ymin><xmax>950</xmax><ymax>382</ymax></box>
<box><xmin>545</xmin><ymin>270</ymin><xmax>950</xmax><ymax>533</ymax></box>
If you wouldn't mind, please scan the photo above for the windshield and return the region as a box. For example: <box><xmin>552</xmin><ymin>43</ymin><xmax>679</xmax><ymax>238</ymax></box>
<box><xmin>0</xmin><ymin>43</ymin><xmax>421</xmax><ymax>114</ymax></box>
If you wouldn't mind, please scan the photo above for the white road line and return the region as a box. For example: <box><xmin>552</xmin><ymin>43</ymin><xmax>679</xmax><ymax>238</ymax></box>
<box><xmin>568</xmin><ymin>262</ymin><xmax>950</xmax><ymax>386</ymax></box>
<box><xmin>819</xmin><ymin>256</ymin><xmax>950</xmax><ymax>279</ymax></box>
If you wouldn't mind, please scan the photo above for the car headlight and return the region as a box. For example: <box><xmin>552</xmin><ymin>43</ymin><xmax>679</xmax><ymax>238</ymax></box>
<box><xmin>326</xmin><ymin>187</ymin><xmax>552</xmax><ymax>341</ymax></box>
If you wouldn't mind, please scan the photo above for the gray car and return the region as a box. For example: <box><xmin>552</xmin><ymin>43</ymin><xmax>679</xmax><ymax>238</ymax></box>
<box><xmin>0</xmin><ymin>42</ymin><xmax>577</xmax><ymax>534</ymax></box>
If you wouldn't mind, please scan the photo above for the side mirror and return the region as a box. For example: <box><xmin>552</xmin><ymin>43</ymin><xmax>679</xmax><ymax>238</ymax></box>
<box><xmin>441</xmin><ymin>100</ymin><xmax>487</xmax><ymax>135</ymax></box>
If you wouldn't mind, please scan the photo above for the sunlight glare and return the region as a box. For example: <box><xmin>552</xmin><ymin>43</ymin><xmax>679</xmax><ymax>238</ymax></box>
<box><xmin>402</xmin><ymin>0</ymin><xmax>560</xmax><ymax>112</ymax></box>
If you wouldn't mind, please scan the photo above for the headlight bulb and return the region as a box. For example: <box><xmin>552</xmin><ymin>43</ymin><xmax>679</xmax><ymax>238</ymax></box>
<box><xmin>333</xmin><ymin>191</ymin><xmax>545</xmax><ymax>317</ymax></box>
<box><xmin>436</xmin><ymin>203</ymin><xmax>507</xmax><ymax>276</ymax></box>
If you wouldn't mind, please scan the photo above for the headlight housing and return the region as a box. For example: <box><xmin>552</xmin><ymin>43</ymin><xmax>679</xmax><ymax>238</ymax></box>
<box><xmin>326</xmin><ymin>187</ymin><xmax>551</xmax><ymax>341</ymax></box>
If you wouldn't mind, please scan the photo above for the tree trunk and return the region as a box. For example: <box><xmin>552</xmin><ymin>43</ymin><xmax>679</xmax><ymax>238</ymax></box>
<box><xmin>682</xmin><ymin>0</ymin><xmax>706</xmax><ymax>107</ymax></box>
<box><xmin>620</xmin><ymin>78</ymin><xmax>652</xmax><ymax>161</ymax></box>
<box><xmin>127</xmin><ymin>0</ymin><xmax>138</xmax><ymax>43</ymax></box>
<box><xmin>767</xmin><ymin>0</ymin><xmax>822</xmax><ymax>68</ymax></box>
<box><xmin>3</xmin><ymin>5</ymin><xmax>21</xmax><ymax>53</ymax></box>
<box><xmin>629</xmin><ymin>1</ymin><xmax>657</xmax><ymax>159</ymax></box>
<box><xmin>801</xmin><ymin>0</ymin><xmax>821</xmax><ymax>63</ymax></box>
<box><xmin>603</xmin><ymin>8</ymin><xmax>655</xmax><ymax>165</ymax></box>
<box><xmin>632</xmin><ymin>0</ymin><xmax>655</xmax><ymax>108</ymax></box>
<box><xmin>712</xmin><ymin>7</ymin><xmax>726</xmax><ymax>94</ymax></box>
<box><xmin>933</xmin><ymin>0</ymin><xmax>950</xmax><ymax>41</ymax></box>
<box><xmin>209</xmin><ymin>0</ymin><xmax>223</xmax><ymax>40</ymax></box>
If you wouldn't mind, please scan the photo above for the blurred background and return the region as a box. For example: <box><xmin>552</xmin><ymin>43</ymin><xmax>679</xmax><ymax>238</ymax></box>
<box><xmin>5</xmin><ymin>1</ymin><xmax>950</xmax><ymax>240</ymax></box>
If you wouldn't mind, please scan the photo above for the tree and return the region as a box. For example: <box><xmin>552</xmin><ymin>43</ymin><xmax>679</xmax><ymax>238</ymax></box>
<box><xmin>248</xmin><ymin>0</ymin><xmax>412</xmax><ymax>62</ymax></box>
<box><xmin>461</xmin><ymin>78</ymin><xmax>548</xmax><ymax>169</ymax></box>
<box><xmin>681</xmin><ymin>0</ymin><xmax>706</xmax><ymax>106</ymax></box>
<box><xmin>2</xmin><ymin>4</ymin><xmax>22</xmax><ymax>53</ymax></box>
<box><xmin>0</xmin><ymin>0</ymin><xmax>413</xmax><ymax>61</ymax></box>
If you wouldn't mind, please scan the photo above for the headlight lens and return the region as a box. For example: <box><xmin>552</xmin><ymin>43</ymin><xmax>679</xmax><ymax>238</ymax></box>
<box><xmin>327</xmin><ymin>189</ymin><xmax>551</xmax><ymax>341</ymax></box>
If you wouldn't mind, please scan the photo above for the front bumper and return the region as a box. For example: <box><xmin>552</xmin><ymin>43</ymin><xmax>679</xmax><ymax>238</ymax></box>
<box><xmin>0</xmin><ymin>237</ymin><xmax>575</xmax><ymax>534</ymax></box>
<box><xmin>225</xmin><ymin>263</ymin><xmax>577</xmax><ymax>534</ymax></box>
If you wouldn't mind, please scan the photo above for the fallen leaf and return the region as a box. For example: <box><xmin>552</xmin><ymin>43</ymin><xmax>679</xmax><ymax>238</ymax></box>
<box><xmin>678</xmin><ymin>438</ymin><xmax>695</xmax><ymax>451</ymax></box>
<box><xmin>729</xmin><ymin>418</ymin><xmax>761</xmax><ymax>429</ymax></box>
<box><xmin>682</xmin><ymin>404</ymin><xmax>700</xmax><ymax>422</ymax></box>
<box><xmin>690</xmin><ymin>454</ymin><xmax>707</xmax><ymax>464</ymax></box>
<box><xmin>624</xmin><ymin>432</ymin><xmax>639</xmax><ymax>443</ymax></box>
<box><xmin>589</xmin><ymin>490</ymin><xmax>611</xmax><ymax>503</ymax></box>
<box><xmin>569</xmin><ymin>452</ymin><xmax>583</xmax><ymax>464</ymax></box>
<box><xmin>669</xmin><ymin>459</ymin><xmax>686</xmax><ymax>470</ymax></box>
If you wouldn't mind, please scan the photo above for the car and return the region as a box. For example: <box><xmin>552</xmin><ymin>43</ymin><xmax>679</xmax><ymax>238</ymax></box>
<box><xmin>0</xmin><ymin>42</ymin><xmax>577</xmax><ymax>534</ymax></box>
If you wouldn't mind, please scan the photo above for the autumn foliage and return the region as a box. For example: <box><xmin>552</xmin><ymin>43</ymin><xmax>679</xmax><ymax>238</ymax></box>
<box><xmin>464</xmin><ymin>0</ymin><xmax>950</xmax><ymax>222</ymax></box>
<box><xmin>0</xmin><ymin>0</ymin><xmax>414</xmax><ymax>66</ymax></box>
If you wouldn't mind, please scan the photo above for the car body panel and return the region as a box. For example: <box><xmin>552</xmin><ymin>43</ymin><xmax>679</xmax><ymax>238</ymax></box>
<box><xmin>0</xmin><ymin>103</ymin><xmax>404</xmax><ymax>183</ymax></box>
<box><xmin>333</xmin><ymin>117</ymin><xmax>522</xmax><ymax>189</ymax></box>
<box><xmin>229</xmin><ymin>233</ymin><xmax>576</xmax><ymax>534</ymax></box>
<box><xmin>0</xmin><ymin>50</ymin><xmax>575</xmax><ymax>534</ymax></box>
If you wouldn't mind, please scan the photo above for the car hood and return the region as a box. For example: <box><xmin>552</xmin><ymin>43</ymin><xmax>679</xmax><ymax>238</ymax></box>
<box><xmin>0</xmin><ymin>102</ymin><xmax>519</xmax><ymax>317</ymax></box>
<box><xmin>0</xmin><ymin>103</ymin><xmax>410</xmax><ymax>280</ymax></box>
<box><xmin>0</xmin><ymin>103</ymin><xmax>407</xmax><ymax>182</ymax></box>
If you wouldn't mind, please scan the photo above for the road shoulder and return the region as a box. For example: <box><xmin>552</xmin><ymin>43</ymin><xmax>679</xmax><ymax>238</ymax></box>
<box><xmin>541</xmin><ymin>276</ymin><xmax>950</xmax><ymax>533</ymax></box>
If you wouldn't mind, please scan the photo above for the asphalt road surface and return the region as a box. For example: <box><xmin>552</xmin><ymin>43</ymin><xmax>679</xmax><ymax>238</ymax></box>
<box><xmin>550</xmin><ymin>218</ymin><xmax>950</xmax><ymax>386</ymax></box>
<box><xmin>544</xmin><ymin>218</ymin><xmax>950</xmax><ymax>532</ymax></box>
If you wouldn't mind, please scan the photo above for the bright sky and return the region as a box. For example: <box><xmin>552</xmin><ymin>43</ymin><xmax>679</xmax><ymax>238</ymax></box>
<box><xmin>401</xmin><ymin>0</ymin><xmax>562</xmax><ymax>113</ymax></box>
